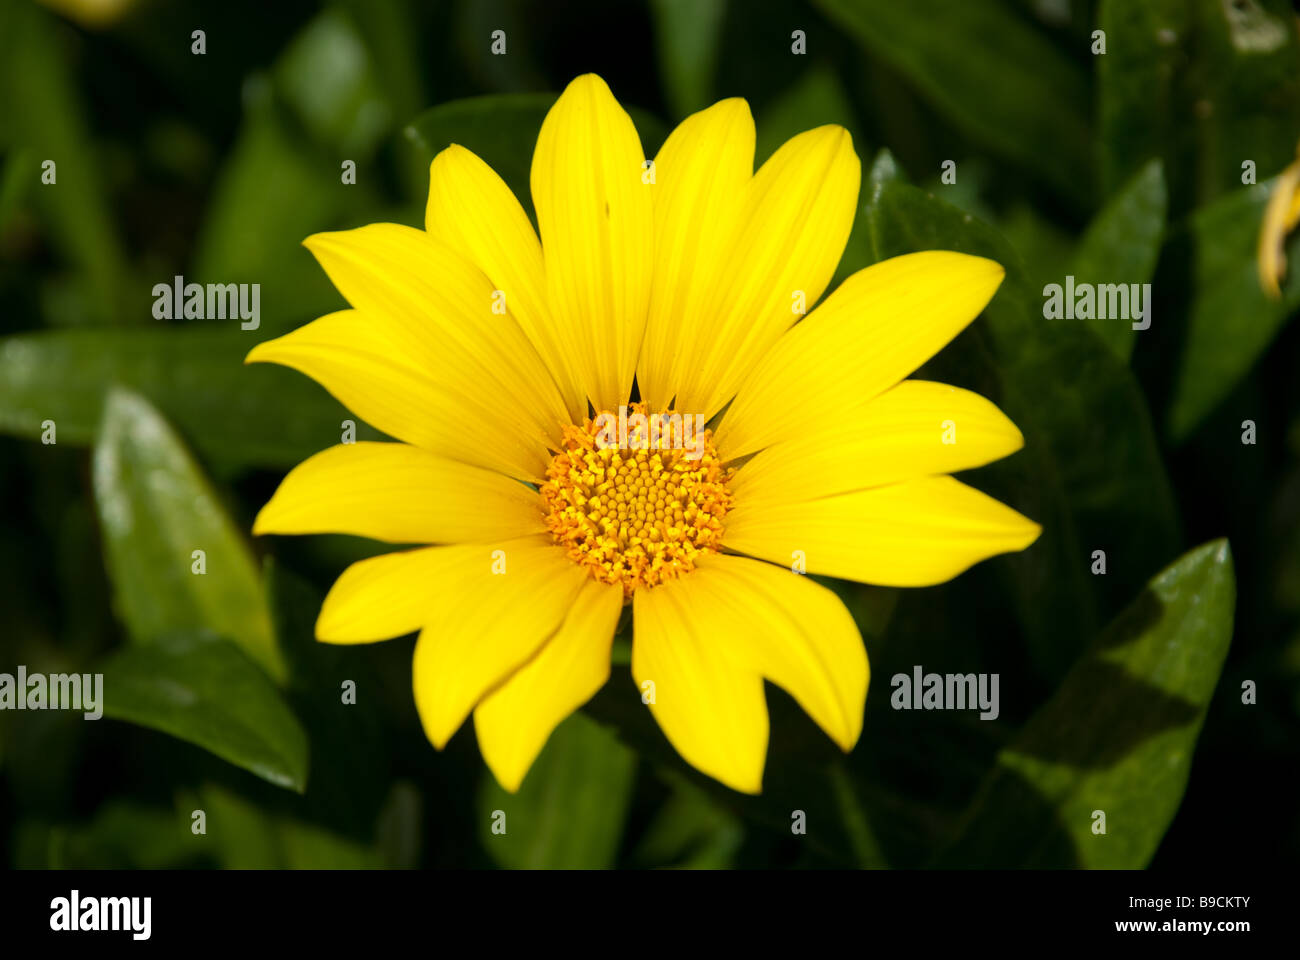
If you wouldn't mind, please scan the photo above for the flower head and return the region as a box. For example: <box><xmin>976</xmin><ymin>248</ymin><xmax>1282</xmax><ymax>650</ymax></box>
<box><xmin>541</xmin><ymin>403</ymin><xmax>734</xmax><ymax>597</ymax></box>
<box><xmin>248</xmin><ymin>74</ymin><xmax>1040</xmax><ymax>794</ymax></box>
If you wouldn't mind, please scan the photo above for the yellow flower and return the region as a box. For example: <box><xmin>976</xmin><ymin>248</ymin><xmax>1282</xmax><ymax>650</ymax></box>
<box><xmin>247</xmin><ymin>74</ymin><xmax>1041</xmax><ymax>795</ymax></box>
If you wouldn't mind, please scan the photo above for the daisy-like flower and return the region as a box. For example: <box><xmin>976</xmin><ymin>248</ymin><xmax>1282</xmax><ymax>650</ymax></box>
<box><xmin>248</xmin><ymin>74</ymin><xmax>1040</xmax><ymax>795</ymax></box>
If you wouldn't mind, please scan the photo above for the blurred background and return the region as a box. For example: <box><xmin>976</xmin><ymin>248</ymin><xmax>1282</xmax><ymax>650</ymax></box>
<box><xmin>1</xmin><ymin>0</ymin><xmax>1299</xmax><ymax>869</ymax></box>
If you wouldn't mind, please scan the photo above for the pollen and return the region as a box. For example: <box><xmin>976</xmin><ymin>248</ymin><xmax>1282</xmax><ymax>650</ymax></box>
<box><xmin>541</xmin><ymin>402</ymin><xmax>733</xmax><ymax>597</ymax></box>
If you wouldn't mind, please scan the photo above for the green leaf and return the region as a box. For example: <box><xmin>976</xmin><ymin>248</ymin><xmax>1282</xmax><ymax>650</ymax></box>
<box><xmin>1069</xmin><ymin>159</ymin><xmax>1167</xmax><ymax>362</ymax></box>
<box><xmin>0</xmin><ymin>325</ymin><xmax>380</xmax><ymax>469</ymax></box>
<box><xmin>651</xmin><ymin>0</ymin><xmax>728</xmax><ymax>118</ymax></box>
<box><xmin>1098</xmin><ymin>0</ymin><xmax>1300</xmax><ymax>210</ymax></box>
<box><xmin>335</xmin><ymin>0</ymin><xmax>423</xmax><ymax>134</ymax></box>
<box><xmin>264</xmin><ymin>559</ymin><xmax>392</xmax><ymax>826</ymax></box>
<box><xmin>861</xmin><ymin>156</ymin><xmax>1181</xmax><ymax>676</ymax></box>
<box><xmin>99</xmin><ymin>630</ymin><xmax>309</xmax><ymax>792</ymax></box>
<box><xmin>0</xmin><ymin>2</ymin><xmax>129</xmax><ymax>324</ymax></box>
<box><xmin>0</xmin><ymin>146</ymin><xmax>32</xmax><ymax>231</ymax></box>
<box><xmin>92</xmin><ymin>387</ymin><xmax>285</xmax><ymax>680</ymax></box>
<box><xmin>478</xmin><ymin>712</ymin><xmax>636</xmax><ymax>869</ymax></box>
<box><xmin>273</xmin><ymin>8</ymin><xmax>391</xmax><ymax>158</ymax></box>
<box><xmin>1166</xmin><ymin>177</ymin><xmax>1300</xmax><ymax>442</ymax></box>
<box><xmin>995</xmin><ymin>203</ymin><xmax>1076</xmax><ymax>300</ymax></box>
<box><xmin>36</xmin><ymin>802</ymin><xmax>198</xmax><ymax>869</ymax></box>
<box><xmin>936</xmin><ymin>539</ymin><xmax>1235</xmax><ymax>868</ymax></box>
<box><xmin>403</xmin><ymin>94</ymin><xmax>669</xmax><ymax>220</ymax></box>
<box><xmin>1095</xmin><ymin>0</ymin><xmax>1189</xmax><ymax>200</ymax></box>
<box><xmin>814</xmin><ymin>0</ymin><xmax>1091</xmax><ymax>202</ymax></box>
<box><xmin>191</xmin><ymin>782</ymin><xmax>379</xmax><ymax>868</ymax></box>
<box><xmin>190</xmin><ymin>81</ymin><xmax>368</xmax><ymax>334</ymax></box>
<box><xmin>827</xmin><ymin>761</ymin><xmax>890</xmax><ymax>868</ymax></box>
<box><xmin>375</xmin><ymin>782</ymin><xmax>424</xmax><ymax>869</ymax></box>
<box><xmin>631</xmin><ymin>774</ymin><xmax>744</xmax><ymax>869</ymax></box>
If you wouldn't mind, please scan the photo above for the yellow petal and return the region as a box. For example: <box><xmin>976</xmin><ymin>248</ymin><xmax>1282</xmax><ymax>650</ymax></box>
<box><xmin>684</xmin><ymin>554</ymin><xmax>867</xmax><ymax>751</ymax></box>
<box><xmin>317</xmin><ymin>546</ymin><xmax>463</xmax><ymax>644</ymax></box>
<box><xmin>715</xmin><ymin>251</ymin><xmax>1006</xmax><ymax>460</ymax></box>
<box><xmin>247</xmin><ymin>310</ymin><xmax>551</xmax><ymax>482</ymax></box>
<box><xmin>673</xmin><ymin>125</ymin><xmax>860</xmax><ymax>418</ymax></box>
<box><xmin>474</xmin><ymin>579</ymin><xmax>624</xmax><ymax>792</ymax></box>
<box><xmin>731</xmin><ymin>380</ymin><xmax>1025</xmax><ymax>507</ymax></box>
<box><xmin>632</xmin><ymin>578</ymin><xmax>768</xmax><ymax>794</ymax></box>
<box><xmin>425</xmin><ymin>144</ymin><xmax>585</xmax><ymax>422</ymax></box>
<box><xmin>253</xmin><ymin>442</ymin><xmax>543</xmax><ymax>544</ymax></box>
<box><xmin>530</xmin><ymin>74</ymin><xmax>653</xmax><ymax>411</ymax></box>
<box><xmin>723</xmin><ymin>475</ymin><xmax>1041</xmax><ymax>586</ymax></box>
<box><xmin>412</xmin><ymin>538</ymin><xmax>589</xmax><ymax>749</ymax></box>
<box><xmin>303</xmin><ymin>223</ymin><xmax>569</xmax><ymax>454</ymax></box>
<box><xmin>638</xmin><ymin>98</ymin><xmax>754</xmax><ymax>410</ymax></box>
<box><xmin>1258</xmin><ymin>155</ymin><xmax>1300</xmax><ymax>299</ymax></box>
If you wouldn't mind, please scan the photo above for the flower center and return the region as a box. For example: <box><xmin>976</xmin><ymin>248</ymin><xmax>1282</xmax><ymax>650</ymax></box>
<box><xmin>541</xmin><ymin>402</ymin><xmax>733</xmax><ymax>597</ymax></box>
